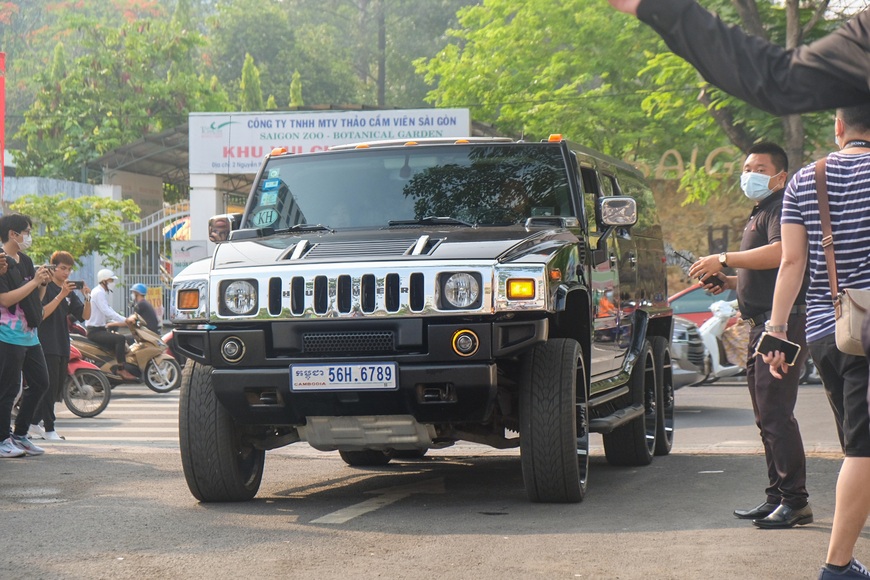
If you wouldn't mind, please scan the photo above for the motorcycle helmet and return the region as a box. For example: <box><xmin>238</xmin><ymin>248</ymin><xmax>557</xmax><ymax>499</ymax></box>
<box><xmin>97</xmin><ymin>269</ymin><xmax>117</xmax><ymax>283</ymax></box>
<box><xmin>131</xmin><ymin>283</ymin><xmax>148</xmax><ymax>296</ymax></box>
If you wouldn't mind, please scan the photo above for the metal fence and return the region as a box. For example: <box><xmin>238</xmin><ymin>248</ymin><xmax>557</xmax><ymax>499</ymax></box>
<box><xmin>120</xmin><ymin>203</ymin><xmax>189</xmax><ymax>325</ymax></box>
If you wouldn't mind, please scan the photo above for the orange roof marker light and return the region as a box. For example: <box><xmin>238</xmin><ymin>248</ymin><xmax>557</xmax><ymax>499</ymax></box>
<box><xmin>270</xmin><ymin>146</ymin><xmax>288</xmax><ymax>156</ymax></box>
<box><xmin>355</xmin><ymin>144</ymin><xmax>370</xmax><ymax>149</ymax></box>
<box><xmin>454</xmin><ymin>139</ymin><xmax>470</xmax><ymax>144</ymax></box>
<box><xmin>547</xmin><ymin>134</ymin><xmax>563</xmax><ymax>142</ymax></box>
<box><xmin>404</xmin><ymin>141</ymin><xmax>419</xmax><ymax>146</ymax></box>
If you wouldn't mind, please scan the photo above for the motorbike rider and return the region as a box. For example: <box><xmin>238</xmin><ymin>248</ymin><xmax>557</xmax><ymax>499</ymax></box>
<box><xmin>130</xmin><ymin>283</ymin><xmax>160</xmax><ymax>335</ymax></box>
<box><xmin>85</xmin><ymin>269</ymin><xmax>137</xmax><ymax>381</ymax></box>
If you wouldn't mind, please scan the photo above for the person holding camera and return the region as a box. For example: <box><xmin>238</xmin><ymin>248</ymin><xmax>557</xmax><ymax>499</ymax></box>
<box><xmin>766</xmin><ymin>106</ymin><xmax>870</xmax><ymax>580</ymax></box>
<box><xmin>29</xmin><ymin>251</ymin><xmax>91</xmax><ymax>442</ymax></box>
<box><xmin>0</xmin><ymin>213</ymin><xmax>52</xmax><ymax>458</ymax></box>
<box><xmin>689</xmin><ymin>142</ymin><xmax>811</xmax><ymax>529</ymax></box>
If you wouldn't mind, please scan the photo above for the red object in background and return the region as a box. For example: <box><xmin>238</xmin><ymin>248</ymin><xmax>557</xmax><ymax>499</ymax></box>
<box><xmin>1</xmin><ymin>52</ymin><xmax>5</xmax><ymax>209</ymax></box>
<box><xmin>668</xmin><ymin>283</ymin><xmax>739</xmax><ymax>326</ymax></box>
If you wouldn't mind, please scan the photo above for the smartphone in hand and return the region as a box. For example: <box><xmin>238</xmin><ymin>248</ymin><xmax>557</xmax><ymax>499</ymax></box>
<box><xmin>70</xmin><ymin>280</ymin><xmax>85</xmax><ymax>290</ymax></box>
<box><xmin>755</xmin><ymin>332</ymin><xmax>801</xmax><ymax>366</ymax></box>
<box><xmin>700</xmin><ymin>274</ymin><xmax>724</xmax><ymax>288</ymax></box>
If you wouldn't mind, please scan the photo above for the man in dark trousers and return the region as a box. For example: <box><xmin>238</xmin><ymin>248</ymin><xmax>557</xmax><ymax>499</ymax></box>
<box><xmin>689</xmin><ymin>142</ymin><xmax>811</xmax><ymax>529</ymax></box>
<box><xmin>606</xmin><ymin>0</ymin><xmax>869</xmax><ymax>116</ymax></box>
<box><xmin>31</xmin><ymin>251</ymin><xmax>91</xmax><ymax>442</ymax></box>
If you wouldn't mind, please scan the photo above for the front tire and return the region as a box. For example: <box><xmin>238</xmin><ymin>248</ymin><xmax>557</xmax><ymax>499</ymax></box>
<box><xmin>63</xmin><ymin>370</ymin><xmax>111</xmax><ymax>418</ymax></box>
<box><xmin>519</xmin><ymin>338</ymin><xmax>589</xmax><ymax>503</ymax></box>
<box><xmin>651</xmin><ymin>336</ymin><xmax>674</xmax><ymax>456</ymax></box>
<box><xmin>144</xmin><ymin>358</ymin><xmax>182</xmax><ymax>393</ymax></box>
<box><xmin>179</xmin><ymin>362</ymin><xmax>264</xmax><ymax>502</ymax></box>
<box><xmin>603</xmin><ymin>339</ymin><xmax>657</xmax><ymax>466</ymax></box>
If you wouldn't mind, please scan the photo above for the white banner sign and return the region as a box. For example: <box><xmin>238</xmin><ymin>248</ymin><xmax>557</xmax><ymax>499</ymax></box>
<box><xmin>189</xmin><ymin>109</ymin><xmax>471</xmax><ymax>174</ymax></box>
<box><xmin>171</xmin><ymin>240</ymin><xmax>209</xmax><ymax>277</ymax></box>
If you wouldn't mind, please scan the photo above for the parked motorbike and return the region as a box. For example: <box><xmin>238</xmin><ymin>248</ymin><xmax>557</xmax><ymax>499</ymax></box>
<box><xmin>70</xmin><ymin>314</ymin><xmax>182</xmax><ymax>393</ymax></box>
<box><xmin>697</xmin><ymin>299</ymin><xmax>745</xmax><ymax>383</ymax></box>
<box><xmin>64</xmin><ymin>344</ymin><xmax>112</xmax><ymax>417</ymax></box>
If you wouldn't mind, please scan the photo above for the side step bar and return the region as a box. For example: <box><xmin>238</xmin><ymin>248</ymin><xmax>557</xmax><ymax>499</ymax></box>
<box><xmin>588</xmin><ymin>404</ymin><xmax>645</xmax><ymax>434</ymax></box>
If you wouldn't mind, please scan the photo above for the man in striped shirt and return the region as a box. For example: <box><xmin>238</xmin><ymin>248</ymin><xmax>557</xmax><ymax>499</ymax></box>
<box><xmin>767</xmin><ymin>104</ymin><xmax>870</xmax><ymax>580</ymax></box>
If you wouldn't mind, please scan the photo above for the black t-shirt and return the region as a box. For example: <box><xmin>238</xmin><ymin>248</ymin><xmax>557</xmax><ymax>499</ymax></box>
<box><xmin>0</xmin><ymin>251</ymin><xmax>43</xmax><ymax>329</ymax></box>
<box><xmin>134</xmin><ymin>299</ymin><xmax>160</xmax><ymax>334</ymax></box>
<box><xmin>736</xmin><ymin>190</ymin><xmax>809</xmax><ymax>318</ymax></box>
<box><xmin>38</xmin><ymin>281</ymin><xmax>86</xmax><ymax>356</ymax></box>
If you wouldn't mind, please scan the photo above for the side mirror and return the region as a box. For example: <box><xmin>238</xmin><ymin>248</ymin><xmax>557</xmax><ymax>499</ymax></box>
<box><xmin>599</xmin><ymin>196</ymin><xmax>637</xmax><ymax>228</ymax></box>
<box><xmin>208</xmin><ymin>214</ymin><xmax>238</xmax><ymax>243</ymax></box>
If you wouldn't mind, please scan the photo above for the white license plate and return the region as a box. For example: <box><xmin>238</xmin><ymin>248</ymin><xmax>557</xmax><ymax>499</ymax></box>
<box><xmin>290</xmin><ymin>362</ymin><xmax>398</xmax><ymax>391</ymax></box>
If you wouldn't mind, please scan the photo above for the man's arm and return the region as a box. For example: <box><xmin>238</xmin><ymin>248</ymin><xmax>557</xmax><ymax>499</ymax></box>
<box><xmin>765</xmin><ymin>223</ymin><xmax>808</xmax><ymax>378</ymax></box>
<box><xmin>689</xmin><ymin>242</ymin><xmax>781</xmax><ymax>281</ymax></box>
<box><xmin>617</xmin><ymin>0</ymin><xmax>870</xmax><ymax>115</ymax></box>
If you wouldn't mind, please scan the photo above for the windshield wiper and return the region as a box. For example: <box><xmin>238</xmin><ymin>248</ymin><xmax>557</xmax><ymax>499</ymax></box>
<box><xmin>387</xmin><ymin>216</ymin><xmax>474</xmax><ymax>227</ymax></box>
<box><xmin>273</xmin><ymin>224</ymin><xmax>335</xmax><ymax>234</ymax></box>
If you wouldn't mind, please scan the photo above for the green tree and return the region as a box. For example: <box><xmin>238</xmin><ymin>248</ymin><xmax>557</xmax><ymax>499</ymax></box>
<box><xmin>11</xmin><ymin>194</ymin><xmax>140</xmax><ymax>268</ymax></box>
<box><xmin>239</xmin><ymin>53</ymin><xmax>264</xmax><ymax>111</ymax></box>
<box><xmin>289</xmin><ymin>70</ymin><xmax>304</xmax><ymax>107</ymax></box>
<box><xmin>12</xmin><ymin>14</ymin><xmax>230</xmax><ymax>181</ymax></box>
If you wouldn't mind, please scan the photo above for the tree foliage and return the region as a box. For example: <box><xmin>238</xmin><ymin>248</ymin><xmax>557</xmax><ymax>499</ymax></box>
<box><xmin>10</xmin><ymin>194</ymin><xmax>141</xmax><ymax>268</ymax></box>
<box><xmin>239</xmin><ymin>53</ymin><xmax>264</xmax><ymax>112</ymax></box>
<box><xmin>12</xmin><ymin>12</ymin><xmax>231</xmax><ymax>180</ymax></box>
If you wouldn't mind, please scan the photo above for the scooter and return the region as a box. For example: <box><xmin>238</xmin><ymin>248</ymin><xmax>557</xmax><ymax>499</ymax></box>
<box><xmin>63</xmin><ymin>344</ymin><xmax>112</xmax><ymax>418</ymax></box>
<box><xmin>697</xmin><ymin>299</ymin><xmax>745</xmax><ymax>383</ymax></box>
<box><xmin>70</xmin><ymin>314</ymin><xmax>182</xmax><ymax>394</ymax></box>
<box><xmin>13</xmin><ymin>344</ymin><xmax>111</xmax><ymax>420</ymax></box>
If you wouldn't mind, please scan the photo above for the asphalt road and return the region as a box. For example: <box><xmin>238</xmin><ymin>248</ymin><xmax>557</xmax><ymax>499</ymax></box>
<box><xmin>2</xmin><ymin>379</ymin><xmax>866</xmax><ymax>579</ymax></box>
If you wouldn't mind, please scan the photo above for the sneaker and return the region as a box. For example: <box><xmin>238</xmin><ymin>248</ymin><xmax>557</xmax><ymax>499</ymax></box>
<box><xmin>819</xmin><ymin>559</ymin><xmax>870</xmax><ymax>579</ymax></box>
<box><xmin>0</xmin><ymin>437</ymin><xmax>26</xmax><ymax>458</ymax></box>
<box><xmin>28</xmin><ymin>423</ymin><xmax>45</xmax><ymax>439</ymax></box>
<box><xmin>43</xmin><ymin>431</ymin><xmax>65</xmax><ymax>441</ymax></box>
<box><xmin>10</xmin><ymin>433</ymin><xmax>45</xmax><ymax>456</ymax></box>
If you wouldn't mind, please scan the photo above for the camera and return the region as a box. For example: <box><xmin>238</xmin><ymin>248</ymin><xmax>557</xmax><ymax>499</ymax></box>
<box><xmin>71</xmin><ymin>280</ymin><xmax>85</xmax><ymax>290</ymax></box>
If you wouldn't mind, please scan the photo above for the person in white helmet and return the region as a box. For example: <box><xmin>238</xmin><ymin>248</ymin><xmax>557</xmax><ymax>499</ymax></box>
<box><xmin>85</xmin><ymin>269</ymin><xmax>136</xmax><ymax>381</ymax></box>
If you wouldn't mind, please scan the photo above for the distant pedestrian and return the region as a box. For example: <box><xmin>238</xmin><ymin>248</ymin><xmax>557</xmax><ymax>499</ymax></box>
<box><xmin>0</xmin><ymin>213</ymin><xmax>52</xmax><ymax>458</ymax></box>
<box><xmin>31</xmin><ymin>251</ymin><xmax>91</xmax><ymax>442</ymax></box>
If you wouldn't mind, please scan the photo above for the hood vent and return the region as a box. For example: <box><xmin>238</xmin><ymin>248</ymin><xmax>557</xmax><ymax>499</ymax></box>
<box><xmin>285</xmin><ymin>237</ymin><xmax>441</xmax><ymax>260</ymax></box>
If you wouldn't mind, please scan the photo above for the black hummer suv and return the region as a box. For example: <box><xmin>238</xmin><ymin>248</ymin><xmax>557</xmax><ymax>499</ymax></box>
<box><xmin>171</xmin><ymin>136</ymin><xmax>674</xmax><ymax>504</ymax></box>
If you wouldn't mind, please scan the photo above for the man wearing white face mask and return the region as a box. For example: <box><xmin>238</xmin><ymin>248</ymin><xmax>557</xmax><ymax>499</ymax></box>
<box><xmin>85</xmin><ymin>269</ymin><xmax>136</xmax><ymax>381</ymax></box>
<box><xmin>690</xmin><ymin>142</ymin><xmax>812</xmax><ymax>528</ymax></box>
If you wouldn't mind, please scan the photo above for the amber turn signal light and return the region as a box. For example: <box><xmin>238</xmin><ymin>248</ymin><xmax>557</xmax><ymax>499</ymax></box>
<box><xmin>507</xmin><ymin>279</ymin><xmax>535</xmax><ymax>300</ymax></box>
<box><xmin>177</xmin><ymin>289</ymin><xmax>200</xmax><ymax>310</ymax></box>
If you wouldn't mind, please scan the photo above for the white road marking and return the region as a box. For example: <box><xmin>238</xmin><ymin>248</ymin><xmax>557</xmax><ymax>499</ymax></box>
<box><xmin>311</xmin><ymin>478</ymin><xmax>446</xmax><ymax>524</ymax></box>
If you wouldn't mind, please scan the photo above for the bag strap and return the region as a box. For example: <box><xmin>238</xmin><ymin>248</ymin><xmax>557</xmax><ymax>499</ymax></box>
<box><xmin>815</xmin><ymin>158</ymin><xmax>841</xmax><ymax>302</ymax></box>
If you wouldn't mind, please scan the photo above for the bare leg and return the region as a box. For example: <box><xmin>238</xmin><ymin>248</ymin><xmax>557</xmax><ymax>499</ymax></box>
<box><xmin>827</xmin><ymin>457</ymin><xmax>870</xmax><ymax>565</ymax></box>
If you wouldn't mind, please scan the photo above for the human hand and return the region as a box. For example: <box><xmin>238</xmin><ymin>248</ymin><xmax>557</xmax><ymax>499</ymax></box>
<box><xmin>607</xmin><ymin>0</ymin><xmax>642</xmax><ymax>16</ymax></box>
<box><xmin>760</xmin><ymin>331</ymin><xmax>789</xmax><ymax>379</ymax></box>
<box><xmin>0</xmin><ymin>251</ymin><xmax>6</xmax><ymax>275</ymax></box>
<box><xmin>35</xmin><ymin>265</ymin><xmax>53</xmax><ymax>286</ymax></box>
<box><xmin>688</xmin><ymin>254</ymin><xmax>724</xmax><ymax>281</ymax></box>
<box><xmin>59</xmin><ymin>281</ymin><xmax>74</xmax><ymax>298</ymax></box>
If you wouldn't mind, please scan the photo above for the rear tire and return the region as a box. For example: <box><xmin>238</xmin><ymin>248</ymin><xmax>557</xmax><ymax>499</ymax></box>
<box><xmin>603</xmin><ymin>339</ymin><xmax>657</xmax><ymax>466</ymax></box>
<box><xmin>179</xmin><ymin>362</ymin><xmax>264</xmax><ymax>502</ymax></box>
<box><xmin>63</xmin><ymin>370</ymin><xmax>111</xmax><ymax>418</ymax></box>
<box><xmin>651</xmin><ymin>336</ymin><xmax>674</xmax><ymax>456</ymax></box>
<box><xmin>339</xmin><ymin>450</ymin><xmax>392</xmax><ymax>466</ymax></box>
<box><xmin>519</xmin><ymin>338</ymin><xmax>589</xmax><ymax>503</ymax></box>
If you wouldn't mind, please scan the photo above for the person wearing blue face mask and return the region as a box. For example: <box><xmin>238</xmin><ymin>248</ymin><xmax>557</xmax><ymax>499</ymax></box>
<box><xmin>690</xmin><ymin>142</ymin><xmax>811</xmax><ymax>529</ymax></box>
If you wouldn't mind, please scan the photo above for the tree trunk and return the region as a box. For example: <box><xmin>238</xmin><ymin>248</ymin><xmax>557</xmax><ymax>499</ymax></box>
<box><xmin>782</xmin><ymin>0</ymin><xmax>805</xmax><ymax>173</ymax></box>
<box><xmin>376</xmin><ymin>0</ymin><xmax>385</xmax><ymax>107</ymax></box>
<box><xmin>698</xmin><ymin>89</ymin><xmax>755</xmax><ymax>153</ymax></box>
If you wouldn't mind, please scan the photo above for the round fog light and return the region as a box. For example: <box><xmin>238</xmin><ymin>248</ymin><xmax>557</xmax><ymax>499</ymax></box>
<box><xmin>452</xmin><ymin>330</ymin><xmax>479</xmax><ymax>357</ymax></box>
<box><xmin>221</xmin><ymin>337</ymin><xmax>246</xmax><ymax>363</ymax></box>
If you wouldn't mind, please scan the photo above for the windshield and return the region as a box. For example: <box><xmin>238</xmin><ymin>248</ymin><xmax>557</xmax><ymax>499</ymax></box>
<box><xmin>243</xmin><ymin>144</ymin><xmax>574</xmax><ymax>230</ymax></box>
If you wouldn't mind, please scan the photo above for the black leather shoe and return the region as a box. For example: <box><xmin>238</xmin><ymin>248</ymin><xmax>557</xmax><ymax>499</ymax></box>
<box><xmin>753</xmin><ymin>504</ymin><xmax>813</xmax><ymax>529</ymax></box>
<box><xmin>733</xmin><ymin>501</ymin><xmax>779</xmax><ymax>520</ymax></box>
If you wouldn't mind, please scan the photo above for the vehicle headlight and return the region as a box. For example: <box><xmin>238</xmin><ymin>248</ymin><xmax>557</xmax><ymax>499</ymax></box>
<box><xmin>441</xmin><ymin>273</ymin><xmax>481</xmax><ymax>309</ymax></box>
<box><xmin>222</xmin><ymin>280</ymin><xmax>258</xmax><ymax>315</ymax></box>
